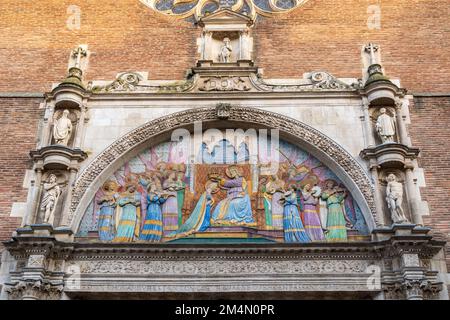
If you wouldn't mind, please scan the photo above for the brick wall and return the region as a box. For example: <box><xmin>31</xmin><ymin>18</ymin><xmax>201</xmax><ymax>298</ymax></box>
<box><xmin>409</xmin><ymin>96</ymin><xmax>450</xmax><ymax>269</ymax></box>
<box><xmin>0</xmin><ymin>98</ymin><xmax>43</xmax><ymax>246</ymax></box>
<box><xmin>0</xmin><ymin>0</ymin><xmax>449</xmax><ymax>93</ymax></box>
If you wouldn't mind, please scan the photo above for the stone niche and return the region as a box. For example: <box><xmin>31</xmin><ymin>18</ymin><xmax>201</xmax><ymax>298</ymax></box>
<box><xmin>197</xmin><ymin>9</ymin><xmax>254</xmax><ymax>63</ymax></box>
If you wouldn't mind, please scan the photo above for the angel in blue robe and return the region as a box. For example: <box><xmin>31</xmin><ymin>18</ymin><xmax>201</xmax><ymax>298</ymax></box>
<box><xmin>282</xmin><ymin>185</ymin><xmax>311</xmax><ymax>243</ymax></box>
<box><xmin>140</xmin><ymin>183</ymin><xmax>169</xmax><ymax>242</ymax></box>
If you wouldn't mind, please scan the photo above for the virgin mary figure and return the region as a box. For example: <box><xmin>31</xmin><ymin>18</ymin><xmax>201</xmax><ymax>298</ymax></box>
<box><xmin>210</xmin><ymin>166</ymin><xmax>254</xmax><ymax>226</ymax></box>
<box><xmin>167</xmin><ymin>181</ymin><xmax>219</xmax><ymax>239</ymax></box>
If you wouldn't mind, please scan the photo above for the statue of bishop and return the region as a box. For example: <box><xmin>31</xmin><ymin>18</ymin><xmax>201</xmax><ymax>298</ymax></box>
<box><xmin>375</xmin><ymin>108</ymin><xmax>396</xmax><ymax>144</ymax></box>
<box><xmin>53</xmin><ymin>109</ymin><xmax>73</xmax><ymax>146</ymax></box>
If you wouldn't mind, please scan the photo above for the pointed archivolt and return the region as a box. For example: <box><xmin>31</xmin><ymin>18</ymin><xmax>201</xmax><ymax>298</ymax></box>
<box><xmin>139</xmin><ymin>0</ymin><xmax>310</xmax><ymax>21</ymax></box>
<box><xmin>68</xmin><ymin>106</ymin><xmax>377</xmax><ymax>232</ymax></box>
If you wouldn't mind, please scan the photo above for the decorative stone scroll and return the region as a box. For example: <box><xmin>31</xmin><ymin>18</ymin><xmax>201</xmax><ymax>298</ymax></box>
<box><xmin>249</xmin><ymin>72</ymin><xmax>357</xmax><ymax>92</ymax></box>
<box><xmin>91</xmin><ymin>72</ymin><xmax>196</xmax><ymax>93</ymax></box>
<box><xmin>68</xmin><ymin>106</ymin><xmax>376</xmax><ymax>230</ymax></box>
<box><xmin>88</xmin><ymin>70</ymin><xmax>359</xmax><ymax>94</ymax></box>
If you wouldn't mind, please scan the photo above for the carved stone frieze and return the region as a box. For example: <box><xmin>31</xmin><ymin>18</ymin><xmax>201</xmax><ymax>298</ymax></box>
<box><xmin>3</xmin><ymin>228</ymin><xmax>446</xmax><ymax>299</ymax></box>
<box><xmin>91</xmin><ymin>72</ymin><xmax>196</xmax><ymax>93</ymax></box>
<box><xmin>88</xmin><ymin>70</ymin><xmax>360</xmax><ymax>94</ymax></box>
<box><xmin>198</xmin><ymin>76</ymin><xmax>251</xmax><ymax>91</ymax></box>
<box><xmin>70</xmin><ymin>259</ymin><xmax>371</xmax><ymax>275</ymax></box>
<box><xmin>249</xmin><ymin>72</ymin><xmax>357</xmax><ymax>92</ymax></box>
<box><xmin>68</xmin><ymin>282</ymin><xmax>374</xmax><ymax>294</ymax></box>
<box><xmin>92</xmin><ymin>72</ymin><xmax>141</xmax><ymax>92</ymax></box>
<box><xmin>68</xmin><ymin>106</ymin><xmax>376</xmax><ymax>228</ymax></box>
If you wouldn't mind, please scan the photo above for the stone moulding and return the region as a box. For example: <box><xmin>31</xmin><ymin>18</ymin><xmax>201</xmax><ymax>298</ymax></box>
<box><xmin>3</xmin><ymin>225</ymin><xmax>446</xmax><ymax>299</ymax></box>
<box><xmin>29</xmin><ymin>145</ymin><xmax>88</xmax><ymax>170</ymax></box>
<box><xmin>249</xmin><ymin>72</ymin><xmax>358</xmax><ymax>92</ymax></box>
<box><xmin>90</xmin><ymin>72</ymin><xmax>196</xmax><ymax>93</ymax></box>
<box><xmin>68</xmin><ymin>105</ymin><xmax>377</xmax><ymax>232</ymax></box>
<box><xmin>360</xmin><ymin>143</ymin><xmax>420</xmax><ymax>168</ymax></box>
<box><xmin>87</xmin><ymin>70</ymin><xmax>359</xmax><ymax>94</ymax></box>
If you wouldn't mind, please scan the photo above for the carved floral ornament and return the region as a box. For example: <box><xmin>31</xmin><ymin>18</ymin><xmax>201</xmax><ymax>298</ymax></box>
<box><xmin>139</xmin><ymin>0</ymin><xmax>310</xmax><ymax>21</ymax></box>
<box><xmin>90</xmin><ymin>71</ymin><xmax>357</xmax><ymax>94</ymax></box>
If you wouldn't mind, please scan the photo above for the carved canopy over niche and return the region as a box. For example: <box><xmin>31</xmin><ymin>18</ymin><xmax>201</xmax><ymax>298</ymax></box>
<box><xmin>68</xmin><ymin>106</ymin><xmax>377</xmax><ymax>235</ymax></box>
<box><xmin>139</xmin><ymin>0</ymin><xmax>310</xmax><ymax>22</ymax></box>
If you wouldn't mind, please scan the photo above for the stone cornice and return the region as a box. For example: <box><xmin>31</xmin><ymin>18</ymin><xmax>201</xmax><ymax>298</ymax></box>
<box><xmin>360</xmin><ymin>143</ymin><xmax>420</xmax><ymax>169</ymax></box>
<box><xmin>29</xmin><ymin>145</ymin><xmax>88</xmax><ymax>170</ymax></box>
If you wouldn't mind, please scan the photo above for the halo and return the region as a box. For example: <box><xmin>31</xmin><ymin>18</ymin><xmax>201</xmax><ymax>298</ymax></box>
<box><xmin>299</xmin><ymin>175</ymin><xmax>319</xmax><ymax>189</ymax></box>
<box><xmin>102</xmin><ymin>180</ymin><xmax>118</xmax><ymax>192</ymax></box>
<box><xmin>225</xmin><ymin>165</ymin><xmax>242</xmax><ymax>178</ymax></box>
<box><xmin>323</xmin><ymin>179</ymin><xmax>337</xmax><ymax>188</ymax></box>
<box><xmin>205</xmin><ymin>180</ymin><xmax>220</xmax><ymax>194</ymax></box>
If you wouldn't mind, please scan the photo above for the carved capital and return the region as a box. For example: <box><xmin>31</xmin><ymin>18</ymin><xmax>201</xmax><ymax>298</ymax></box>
<box><xmin>5</xmin><ymin>280</ymin><xmax>64</xmax><ymax>300</ymax></box>
<box><xmin>402</xmin><ymin>279</ymin><xmax>430</xmax><ymax>300</ymax></box>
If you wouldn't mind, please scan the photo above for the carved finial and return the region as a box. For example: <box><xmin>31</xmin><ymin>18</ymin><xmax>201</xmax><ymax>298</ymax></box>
<box><xmin>72</xmin><ymin>46</ymin><xmax>87</xmax><ymax>69</ymax></box>
<box><xmin>364</xmin><ymin>43</ymin><xmax>379</xmax><ymax>65</ymax></box>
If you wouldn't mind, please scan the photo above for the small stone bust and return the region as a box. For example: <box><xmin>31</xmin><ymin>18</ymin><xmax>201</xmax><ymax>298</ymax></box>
<box><xmin>385</xmin><ymin>173</ymin><xmax>408</xmax><ymax>224</ymax></box>
<box><xmin>376</xmin><ymin>108</ymin><xmax>396</xmax><ymax>144</ymax></box>
<box><xmin>53</xmin><ymin>109</ymin><xmax>73</xmax><ymax>146</ymax></box>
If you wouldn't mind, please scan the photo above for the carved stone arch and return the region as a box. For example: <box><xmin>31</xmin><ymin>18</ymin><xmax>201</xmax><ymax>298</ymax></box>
<box><xmin>68</xmin><ymin>106</ymin><xmax>377</xmax><ymax>232</ymax></box>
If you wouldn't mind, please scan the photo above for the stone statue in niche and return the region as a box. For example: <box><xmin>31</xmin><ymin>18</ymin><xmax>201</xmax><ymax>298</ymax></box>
<box><xmin>40</xmin><ymin>174</ymin><xmax>62</xmax><ymax>225</ymax></box>
<box><xmin>218</xmin><ymin>37</ymin><xmax>232</xmax><ymax>63</ymax></box>
<box><xmin>53</xmin><ymin>109</ymin><xmax>73</xmax><ymax>146</ymax></box>
<box><xmin>375</xmin><ymin>108</ymin><xmax>396</xmax><ymax>144</ymax></box>
<box><xmin>385</xmin><ymin>173</ymin><xmax>409</xmax><ymax>224</ymax></box>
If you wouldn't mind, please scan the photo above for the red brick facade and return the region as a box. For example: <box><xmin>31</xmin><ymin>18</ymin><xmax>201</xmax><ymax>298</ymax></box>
<box><xmin>409</xmin><ymin>96</ymin><xmax>450</xmax><ymax>268</ymax></box>
<box><xmin>0</xmin><ymin>98</ymin><xmax>43</xmax><ymax>246</ymax></box>
<box><xmin>0</xmin><ymin>0</ymin><xmax>449</xmax><ymax>93</ymax></box>
<box><xmin>0</xmin><ymin>1</ymin><xmax>448</xmax><ymax>267</ymax></box>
